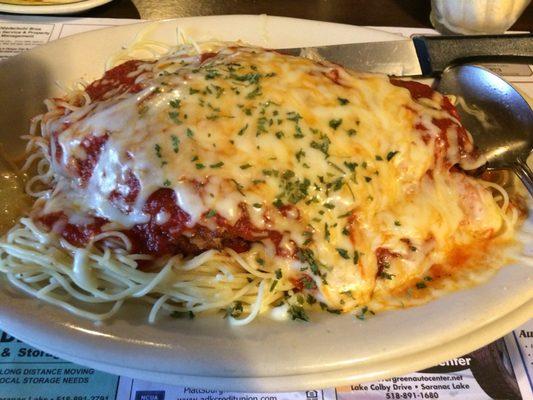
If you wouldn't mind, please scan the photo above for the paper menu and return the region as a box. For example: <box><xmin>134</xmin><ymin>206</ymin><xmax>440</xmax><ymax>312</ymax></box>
<box><xmin>0</xmin><ymin>16</ymin><xmax>134</xmax><ymax>58</ymax></box>
<box><xmin>0</xmin><ymin>322</ymin><xmax>531</xmax><ymax>399</ymax></box>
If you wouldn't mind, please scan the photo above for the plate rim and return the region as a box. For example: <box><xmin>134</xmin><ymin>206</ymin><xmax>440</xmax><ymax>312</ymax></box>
<box><xmin>7</xmin><ymin>299</ymin><xmax>532</xmax><ymax>391</ymax></box>
<box><xmin>0</xmin><ymin>0</ymin><xmax>112</xmax><ymax>14</ymax></box>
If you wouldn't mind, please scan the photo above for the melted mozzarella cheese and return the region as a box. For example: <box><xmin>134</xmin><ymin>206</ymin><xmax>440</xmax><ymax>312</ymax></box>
<box><xmin>42</xmin><ymin>44</ymin><xmax>507</xmax><ymax>310</ymax></box>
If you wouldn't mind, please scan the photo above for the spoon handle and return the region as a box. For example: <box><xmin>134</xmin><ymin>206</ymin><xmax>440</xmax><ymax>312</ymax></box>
<box><xmin>513</xmin><ymin>160</ymin><xmax>533</xmax><ymax>197</ymax></box>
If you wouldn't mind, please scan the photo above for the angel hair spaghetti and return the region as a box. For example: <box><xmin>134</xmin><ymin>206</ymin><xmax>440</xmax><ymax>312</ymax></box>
<box><xmin>0</xmin><ymin>43</ymin><xmax>524</xmax><ymax>325</ymax></box>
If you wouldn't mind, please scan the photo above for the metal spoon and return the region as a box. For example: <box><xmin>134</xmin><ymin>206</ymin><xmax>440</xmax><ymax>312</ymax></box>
<box><xmin>438</xmin><ymin>64</ymin><xmax>533</xmax><ymax>196</ymax></box>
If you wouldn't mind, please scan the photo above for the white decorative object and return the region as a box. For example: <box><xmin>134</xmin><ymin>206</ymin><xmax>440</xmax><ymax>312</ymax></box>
<box><xmin>431</xmin><ymin>0</ymin><xmax>531</xmax><ymax>34</ymax></box>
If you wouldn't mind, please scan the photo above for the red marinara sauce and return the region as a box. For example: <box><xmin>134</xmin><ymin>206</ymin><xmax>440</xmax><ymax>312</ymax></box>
<box><xmin>38</xmin><ymin>212</ymin><xmax>107</xmax><ymax>248</ymax></box>
<box><xmin>85</xmin><ymin>60</ymin><xmax>146</xmax><ymax>101</ymax></box>
<box><xmin>390</xmin><ymin>78</ymin><xmax>472</xmax><ymax>160</ymax></box>
<box><xmin>75</xmin><ymin>134</ymin><xmax>109</xmax><ymax>186</ymax></box>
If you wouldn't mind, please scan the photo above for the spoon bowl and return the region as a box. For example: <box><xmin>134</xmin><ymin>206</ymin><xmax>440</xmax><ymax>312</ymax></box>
<box><xmin>438</xmin><ymin>64</ymin><xmax>533</xmax><ymax>195</ymax></box>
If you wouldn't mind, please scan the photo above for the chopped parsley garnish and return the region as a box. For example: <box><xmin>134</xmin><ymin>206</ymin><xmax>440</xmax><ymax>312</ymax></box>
<box><xmin>336</xmin><ymin>248</ymin><xmax>350</xmax><ymax>259</ymax></box>
<box><xmin>380</xmin><ymin>271</ymin><xmax>395</xmax><ymax>280</ymax></box>
<box><xmin>293</xmin><ymin>125</ymin><xmax>305</xmax><ymax>139</ymax></box>
<box><xmin>344</xmin><ymin>161</ymin><xmax>358</xmax><ymax>172</ymax></box>
<box><xmin>338</xmin><ymin>210</ymin><xmax>353</xmax><ymax>218</ymax></box>
<box><xmin>138</xmin><ymin>105</ymin><xmax>149</xmax><ymax>116</ymax></box>
<box><xmin>154</xmin><ymin>144</ymin><xmax>163</xmax><ymax>159</ymax></box>
<box><xmin>256</xmin><ymin>257</ymin><xmax>265</xmax><ymax>266</ymax></box>
<box><xmin>270</xmin><ymin>280</ymin><xmax>278</xmax><ymax>292</ymax></box>
<box><xmin>204</xmin><ymin>69</ymin><xmax>220</xmax><ymax>80</ymax></box>
<box><xmin>224</xmin><ymin>301</ymin><xmax>243</xmax><ymax>318</ymax></box>
<box><xmin>364</xmin><ymin>176</ymin><xmax>372</xmax><ymax>182</ymax></box>
<box><xmin>252</xmin><ymin>203</ymin><xmax>262</xmax><ymax>208</ymax></box>
<box><xmin>273</xmin><ymin>198</ymin><xmax>284</xmax><ymax>209</ymax></box>
<box><xmin>246</xmin><ymin>86</ymin><xmax>262</xmax><ymax>99</ymax></box>
<box><xmin>231</xmin><ymin>72</ymin><xmax>261</xmax><ymax>84</ymax></box>
<box><xmin>163</xmin><ymin>179</ymin><xmax>171</xmax><ymax>187</ymax></box>
<box><xmin>341</xmin><ymin>290</ymin><xmax>355</xmax><ymax>299</ymax></box>
<box><xmin>189</xmin><ymin>88</ymin><xmax>200</xmax><ymax>95</ymax></box>
<box><xmin>353</xmin><ymin>250</ymin><xmax>360</xmax><ymax>265</ymax></box>
<box><xmin>171</xmin><ymin>135</ymin><xmax>180</xmax><ymax>153</ymax></box>
<box><xmin>329</xmin><ymin>118</ymin><xmax>342</xmax><ymax>130</ymax></box>
<box><xmin>318</xmin><ymin>302</ymin><xmax>341</xmax><ymax>314</ymax></box>
<box><xmin>302</xmin><ymin>231</ymin><xmax>313</xmax><ymax>246</ymax></box>
<box><xmin>256</xmin><ymin>117</ymin><xmax>268</xmax><ymax>136</ymax></box>
<box><xmin>211</xmin><ymin>84</ymin><xmax>224</xmax><ymax>98</ymax></box>
<box><xmin>355</xmin><ymin>306</ymin><xmax>372</xmax><ymax>321</ymax></box>
<box><xmin>207</xmin><ymin>102</ymin><xmax>220</xmax><ymax>111</ymax></box>
<box><xmin>231</xmin><ymin>179</ymin><xmax>245</xmax><ymax>196</ymax></box>
<box><xmin>287</xmin><ymin>111</ymin><xmax>302</xmax><ymax>122</ymax></box>
<box><xmin>237</xmin><ymin>124</ymin><xmax>249</xmax><ymax>136</ymax></box>
<box><xmin>327</xmin><ymin>161</ymin><xmax>345</xmax><ymax>174</ymax></box>
<box><xmin>394</xmin><ymin>220</ymin><xmax>401</xmax><ymax>226</ymax></box>
<box><xmin>378</xmin><ymin>255</ymin><xmax>394</xmax><ymax>279</ymax></box>
<box><xmin>310</xmin><ymin>133</ymin><xmax>331</xmax><ymax>158</ymax></box>
<box><xmin>275</xmin><ymin>131</ymin><xmax>285</xmax><ymax>139</ymax></box>
<box><xmin>323</xmin><ymin>203</ymin><xmax>335</xmax><ymax>209</ymax></box>
<box><xmin>283</xmin><ymin>169</ymin><xmax>295</xmax><ymax>180</ymax></box>
<box><xmin>332</xmin><ymin>177</ymin><xmax>344</xmax><ymax>191</ymax></box>
<box><xmin>275</xmin><ymin>269</ymin><xmax>282</xmax><ymax>279</ymax></box>
<box><xmin>288</xmin><ymin>305</ymin><xmax>309</xmax><ymax>322</ymax></box>
<box><xmin>276</xmin><ymin>171</ymin><xmax>311</xmax><ymax>205</ymax></box>
<box><xmin>297</xmin><ymin>248</ymin><xmax>321</xmax><ymax>276</ymax></box>
<box><xmin>195</xmin><ymin>163</ymin><xmax>205</xmax><ymax>169</ymax></box>
<box><xmin>206</xmin><ymin>209</ymin><xmax>217</xmax><ymax>218</ymax></box>
<box><xmin>240</xmin><ymin>163</ymin><xmax>252</xmax><ymax>169</ymax></box>
<box><xmin>347</xmin><ymin>128</ymin><xmax>357</xmax><ymax>136</ymax></box>
<box><xmin>324</xmin><ymin>223</ymin><xmax>330</xmax><ymax>241</ymax></box>
<box><xmin>168</xmin><ymin>111</ymin><xmax>182</xmax><ymax>125</ymax></box>
<box><xmin>186</xmin><ymin>128</ymin><xmax>194</xmax><ymax>138</ymax></box>
<box><xmin>171</xmin><ymin>311</ymin><xmax>195</xmax><ymax>319</ymax></box>
<box><xmin>210</xmin><ymin>161</ymin><xmax>224</xmax><ymax>168</ymax></box>
<box><xmin>387</xmin><ymin>150</ymin><xmax>399</xmax><ymax>161</ymax></box>
<box><xmin>295</xmin><ymin>149</ymin><xmax>306</xmax><ymax>162</ymax></box>
<box><xmin>375</xmin><ymin>155</ymin><xmax>383</xmax><ymax>161</ymax></box>
<box><xmin>169</xmin><ymin>99</ymin><xmax>181</xmax><ymax>108</ymax></box>
<box><xmin>416</xmin><ymin>282</ymin><xmax>427</xmax><ymax>289</ymax></box>
<box><xmin>337</xmin><ymin>97</ymin><xmax>350</xmax><ymax>105</ymax></box>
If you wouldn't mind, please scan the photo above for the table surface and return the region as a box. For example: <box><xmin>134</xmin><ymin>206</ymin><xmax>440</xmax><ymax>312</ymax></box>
<box><xmin>0</xmin><ymin>0</ymin><xmax>532</xmax><ymax>30</ymax></box>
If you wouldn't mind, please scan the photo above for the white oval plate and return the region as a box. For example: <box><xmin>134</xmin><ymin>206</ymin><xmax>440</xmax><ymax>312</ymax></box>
<box><xmin>0</xmin><ymin>0</ymin><xmax>111</xmax><ymax>15</ymax></box>
<box><xmin>0</xmin><ymin>15</ymin><xmax>531</xmax><ymax>392</ymax></box>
